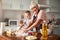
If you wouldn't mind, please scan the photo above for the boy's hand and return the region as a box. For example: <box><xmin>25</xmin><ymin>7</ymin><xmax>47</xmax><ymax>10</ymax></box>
<box><xmin>23</xmin><ymin>29</ymin><xmax>29</xmax><ymax>33</ymax></box>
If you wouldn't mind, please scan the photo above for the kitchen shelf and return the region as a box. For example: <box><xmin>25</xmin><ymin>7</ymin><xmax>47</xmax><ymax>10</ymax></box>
<box><xmin>38</xmin><ymin>4</ymin><xmax>50</xmax><ymax>8</ymax></box>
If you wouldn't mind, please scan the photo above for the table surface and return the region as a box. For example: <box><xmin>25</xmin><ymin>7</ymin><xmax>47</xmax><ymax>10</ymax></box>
<box><xmin>0</xmin><ymin>32</ymin><xmax>60</xmax><ymax>40</ymax></box>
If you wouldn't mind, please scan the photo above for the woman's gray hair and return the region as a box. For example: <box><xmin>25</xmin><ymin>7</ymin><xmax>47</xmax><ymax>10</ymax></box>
<box><xmin>30</xmin><ymin>1</ymin><xmax>40</xmax><ymax>9</ymax></box>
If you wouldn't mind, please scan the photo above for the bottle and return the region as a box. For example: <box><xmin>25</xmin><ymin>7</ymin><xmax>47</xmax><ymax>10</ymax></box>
<box><xmin>0</xmin><ymin>22</ymin><xmax>5</xmax><ymax>35</ymax></box>
<box><xmin>42</xmin><ymin>20</ymin><xmax>48</xmax><ymax>40</ymax></box>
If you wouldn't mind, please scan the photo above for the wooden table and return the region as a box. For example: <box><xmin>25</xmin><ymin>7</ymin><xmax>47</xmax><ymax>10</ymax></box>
<box><xmin>0</xmin><ymin>32</ymin><xmax>60</xmax><ymax>40</ymax></box>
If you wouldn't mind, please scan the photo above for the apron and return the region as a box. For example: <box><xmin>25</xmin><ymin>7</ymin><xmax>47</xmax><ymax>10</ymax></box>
<box><xmin>33</xmin><ymin>13</ymin><xmax>42</xmax><ymax>32</ymax></box>
<box><xmin>32</xmin><ymin>10</ymin><xmax>49</xmax><ymax>32</ymax></box>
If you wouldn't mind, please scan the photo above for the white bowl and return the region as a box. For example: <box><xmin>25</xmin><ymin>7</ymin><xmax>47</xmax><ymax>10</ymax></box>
<box><xmin>15</xmin><ymin>31</ymin><xmax>28</xmax><ymax>37</ymax></box>
<box><xmin>26</xmin><ymin>36</ymin><xmax>37</xmax><ymax>40</ymax></box>
<box><xmin>40</xmin><ymin>29</ymin><xmax>51</xmax><ymax>35</ymax></box>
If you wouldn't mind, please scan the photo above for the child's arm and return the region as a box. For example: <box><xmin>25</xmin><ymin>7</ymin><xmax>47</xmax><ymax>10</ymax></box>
<box><xmin>16</xmin><ymin>27</ymin><xmax>21</xmax><ymax>32</ymax></box>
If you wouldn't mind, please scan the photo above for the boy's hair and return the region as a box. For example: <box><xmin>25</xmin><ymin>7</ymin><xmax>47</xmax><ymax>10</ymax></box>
<box><xmin>25</xmin><ymin>10</ymin><xmax>31</xmax><ymax>15</ymax></box>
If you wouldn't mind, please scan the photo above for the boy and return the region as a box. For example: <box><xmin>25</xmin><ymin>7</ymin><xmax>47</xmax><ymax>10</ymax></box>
<box><xmin>16</xmin><ymin>20</ymin><xmax>25</xmax><ymax>31</ymax></box>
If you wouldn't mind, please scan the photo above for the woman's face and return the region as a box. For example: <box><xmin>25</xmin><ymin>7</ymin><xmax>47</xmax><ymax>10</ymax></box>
<box><xmin>31</xmin><ymin>6</ymin><xmax>39</xmax><ymax>14</ymax></box>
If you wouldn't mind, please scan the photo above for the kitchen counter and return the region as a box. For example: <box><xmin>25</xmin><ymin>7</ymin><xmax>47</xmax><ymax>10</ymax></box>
<box><xmin>0</xmin><ymin>32</ymin><xmax>60</xmax><ymax>40</ymax></box>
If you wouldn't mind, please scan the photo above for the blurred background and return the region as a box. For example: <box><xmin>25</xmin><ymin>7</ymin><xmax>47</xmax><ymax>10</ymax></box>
<box><xmin>0</xmin><ymin>0</ymin><xmax>60</xmax><ymax>35</ymax></box>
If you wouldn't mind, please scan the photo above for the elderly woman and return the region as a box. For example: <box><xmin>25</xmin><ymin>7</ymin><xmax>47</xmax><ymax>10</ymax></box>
<box><xmin>23</xmin><ymin>1</ymin><xmax>52</xmax><ymax>33</ymax></box>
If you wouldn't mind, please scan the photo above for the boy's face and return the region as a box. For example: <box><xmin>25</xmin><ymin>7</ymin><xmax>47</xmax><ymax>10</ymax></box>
<box><xmin>25</xmin><ymin>13</ymin><xmax>31</xmax><ymax>19</ymax></box>
<box><xmin>20</xmin><ymin>23</ymin><xmax>24</xmax><ymax>27</ymax></box>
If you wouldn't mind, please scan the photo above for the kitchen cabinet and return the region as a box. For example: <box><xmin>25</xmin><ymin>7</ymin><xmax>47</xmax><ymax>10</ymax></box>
<box><xmin>0</xmin><ymin>0</ymin><xmax>3</xmax><ymax>21</ymax></box>
<box><xmin>38</xmin><ymin>0</ymin><xmax>60</xmax><ymax>12</ymax></box>
<box><xmin>2</xmin><ymin>0</ymin><xmax>38</xmax><ymax>10</ymax></box>
<box><xmin>11</xmin><ymin>0</ymin><xmax>21</xmax><ymax>10</ymax></box>
<box><xmin>2</xmin><ymin>0</ymin><xmax>12</xmax><ymax>9</ymax></box>
<box><xmin>19</xmin><ymin>0</ymin><xmax>38</xmax><ymax>10</ymax></box>
<box><xmin>38</xmin><ymin>0</ymin><xmax>50</xmax><ymax>12</ymax></box>
<box><xmin>2</xmin><ymin>0</ymin><xmax>20</xmax><ymax>10</ymax></box>
<box><xmin>38</xmin><ymin>0</ymin><xmax>49</xmax><ymax>5</ymax></box>
<box><xmin>21</xmin><ymin>0</ymin><xmax>38</xmax><ymax>10</ymax></box>
<box><xmin>49</xmin><ymin>0</ymin><xmax>60</xmax><ymax>12</ymax></box>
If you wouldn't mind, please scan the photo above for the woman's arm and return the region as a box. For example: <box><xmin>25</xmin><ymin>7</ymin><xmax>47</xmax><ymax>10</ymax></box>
<box><xmin>27</xmin><ymin>19</ymin><xmax>43</xmax><ymax>31</ymax></box>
